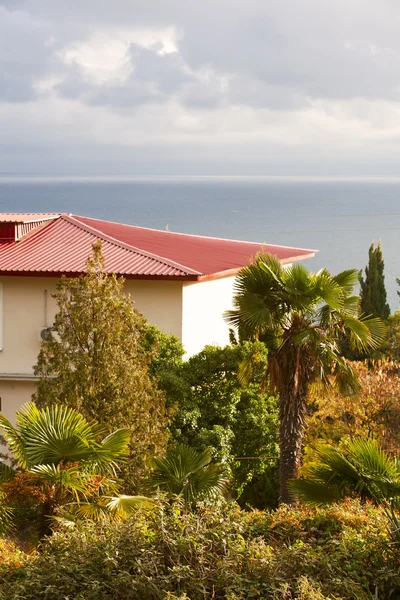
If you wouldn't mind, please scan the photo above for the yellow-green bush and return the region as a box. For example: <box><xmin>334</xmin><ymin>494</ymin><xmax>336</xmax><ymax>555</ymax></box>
<box><xmin>0</xmin><ymin>500</ymin><xmax>399</xmax><ymax>600</ymax></box>
<box><xmin>0</xmin><ymin>539</ymin><xmax>32</xmax><ymax>575</ymax></box>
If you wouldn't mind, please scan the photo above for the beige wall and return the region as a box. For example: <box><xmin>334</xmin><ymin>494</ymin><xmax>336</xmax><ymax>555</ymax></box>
<box><xmin>0</xmin><ymin>277</ymin><xmax>59</xmax><ymax>374</ymax></box>
<box><xmin>124</xmin><ymin>280</ymin><xmax>183</xmax><ymax>339</ymax></box>
<box><xmin>182</xmin><ymin>276</ymin><xmax>235</xmax><ymax>356</ymax></box>
<box><xmin>0</xmin><ymin>274</ymin><xmax>235</xmax><ymax>422</ymax></box>
<box><xmin>0</xmin><ymin>380</ymin><xmax>36</xmax><ymax>425</ymax></box>
<box><xmin>0</xmin><ymin>276</ymin><xmax>183</xmax><ymax>377</ymax></box>
<box><xmin>0</xmin><ymin>276</ymin><xmax>184</xmax><ymax>423</ymax></box>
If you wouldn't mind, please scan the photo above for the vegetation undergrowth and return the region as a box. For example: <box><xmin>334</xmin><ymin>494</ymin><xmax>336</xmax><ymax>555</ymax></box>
<box><xmin>0</xmin><ymin>499</ymin><xmax>399</xmax><ymax>600</ymax></box>
<box><xmin>0</xmin><ymin>539</ymin><xmax>30</xmax><ymax>575</ymax></box>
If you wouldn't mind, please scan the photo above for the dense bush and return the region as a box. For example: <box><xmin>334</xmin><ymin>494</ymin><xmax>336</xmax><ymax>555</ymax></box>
<box><xmin>167</xmin><ymin>344</ymin><xmax>279</xmax><ymax>508</ymax></box>
<box><xmin>1</xmin><ymin>500</ymin><xmax>399</xmax><ymax>600</ymax></box>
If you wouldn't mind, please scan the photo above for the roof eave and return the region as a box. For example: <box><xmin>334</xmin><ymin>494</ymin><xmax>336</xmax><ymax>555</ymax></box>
<box><xmin>196</xmin><ymin>251</ymin><xmax>317</xmax><ymax>282</ymax></box>
<box><xmin>0</xmin><ymin>252</ymin><xmax>316</xmax><ymax>281</ymax></box>
<box><xmin>280</xmin><ymin>251</ymin><xmax>317</xmax><ymax>264</ymax></box>
<box><xmin>0</xmin><ymin>270</ymin><xmax>200</xmax><ymax>281</ymax></box>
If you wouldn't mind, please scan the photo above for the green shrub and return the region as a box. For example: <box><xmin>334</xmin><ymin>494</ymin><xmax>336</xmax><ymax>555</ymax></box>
<box><xmin>167</xmin><ymin>344</ymin><xmax>279</xmax><ymax>508</ymax></box>
<box><xmin>0</xmin><ymin>500</ymin><xmax>399</xmax><ymax>600</ymax></box>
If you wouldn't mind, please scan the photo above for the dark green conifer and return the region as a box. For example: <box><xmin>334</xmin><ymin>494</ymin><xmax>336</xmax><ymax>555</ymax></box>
<box><xmin>359</xmin><ymin>241</ymin><xmax>390</xmax><ymax>320</ymax></box>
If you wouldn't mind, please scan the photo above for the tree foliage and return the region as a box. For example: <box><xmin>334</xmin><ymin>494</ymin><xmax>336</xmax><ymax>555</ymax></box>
<box><xmin>360</xmin><ymin>241</ymin><xmax>390</xmax><ymax>320</ymax></box>
<box><xmin>225</xmin><ymin>253</ymin><xmax>384</xmax><ymax>503</ymax></box>
<box><xmin>33</xmin><ymin>242</ymin><xmax>174</xmax><ymax>487</ymax></box>
<box><xmin>384</xmin><ymin>310</ymin><xmax>400</xmax><ymax>360</ymax></box>
<box><xmin>168</xmin><ymin>343</ymin><xmax>279</xmax><ymax>508</ymax></box>
<box><xmin>305</xmin><ymin>360</ymin><xmax>400</xmax><ymax>456</ymax></box>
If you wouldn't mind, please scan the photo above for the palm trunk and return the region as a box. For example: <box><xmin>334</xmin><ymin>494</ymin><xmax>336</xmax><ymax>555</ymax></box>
<box><xmin>279</xmin><ymin>388</ymin><xmax>307</xmax><ymax>504</ymax></box>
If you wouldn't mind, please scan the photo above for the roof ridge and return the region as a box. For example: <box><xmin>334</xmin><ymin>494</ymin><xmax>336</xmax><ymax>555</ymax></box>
<box><xmin>72</xmin><ymin>214</ymin><xmax>317</xmax><ymax>253</ymax></box>
<box><xmin>64</xmin><ymin>215</ymin><xmax>201</xmax><ymax>276</ymax></box>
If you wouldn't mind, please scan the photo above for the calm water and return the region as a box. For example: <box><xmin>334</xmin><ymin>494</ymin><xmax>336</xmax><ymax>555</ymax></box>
<box><xmin>0</xmin><ymin>176</ymin><xmax>399</xmax><ymax>310</ymax></box>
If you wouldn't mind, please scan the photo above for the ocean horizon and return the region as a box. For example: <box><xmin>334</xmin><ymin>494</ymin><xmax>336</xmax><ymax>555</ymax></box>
<box><xmin>1</xmin><ymin>175</ymin><xmax>399</xmax><ymax>311</ymax></box>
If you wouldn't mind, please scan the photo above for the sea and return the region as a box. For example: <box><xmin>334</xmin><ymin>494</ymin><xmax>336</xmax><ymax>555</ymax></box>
<box><xmin>0</xmin><ymin>175</ymin><xmax>400</xmax><ymax>311</ymax></box>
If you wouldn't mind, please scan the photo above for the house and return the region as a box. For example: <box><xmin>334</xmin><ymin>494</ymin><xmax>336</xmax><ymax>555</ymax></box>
<box><xmin>0</xmin><ymin>213</ymin><xmax>315</xmax><ymax>422</ymax></box>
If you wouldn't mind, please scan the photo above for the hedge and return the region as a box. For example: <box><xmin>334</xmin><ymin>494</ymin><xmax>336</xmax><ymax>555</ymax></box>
<box><xmin>0</xmin><ymin>499</ymin><xmax>399</xmax><ymax>600</ymax></box>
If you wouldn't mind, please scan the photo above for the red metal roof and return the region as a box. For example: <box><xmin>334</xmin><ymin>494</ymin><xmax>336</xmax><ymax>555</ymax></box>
<box><xmin>0</xmin><ymin>213</ymin><xmax>316</xmax><ymax>280</ymax></box>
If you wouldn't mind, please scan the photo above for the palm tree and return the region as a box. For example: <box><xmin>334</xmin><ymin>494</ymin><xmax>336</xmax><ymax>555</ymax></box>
<box><xmin>149</xmin><ymin>445</ymin><xmax>226</xmax><ymax>507</ymax></box>
<box><xmin>290</xmin><ymin>439</ymin><xmax>400</xmax><ymax>543</ymax></box>
<box><xmin>0</xmin><ymin>402</ymin><xmax>131</xmax><ymax>535</ymax></box>
<box><xmin>225</xmin><ymin>253</ymin><xmax>384</xmax><ymax>504</ymax></box>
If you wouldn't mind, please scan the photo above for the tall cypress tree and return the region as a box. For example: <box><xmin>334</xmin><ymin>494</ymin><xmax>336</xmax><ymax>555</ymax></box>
<box><xmin>359</xmin><ymin>241</ymin><xmax>390</xmax><ymax>320</ymax></box>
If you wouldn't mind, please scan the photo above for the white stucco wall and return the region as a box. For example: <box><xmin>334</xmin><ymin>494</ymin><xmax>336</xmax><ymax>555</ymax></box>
<box><xmin>181</xmin><ymin>276</ymin><xmax>235</xmax><ymax>356</ymax></box>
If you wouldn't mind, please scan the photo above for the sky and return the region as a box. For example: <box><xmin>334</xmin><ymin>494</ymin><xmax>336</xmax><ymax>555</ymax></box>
<box><xmin>2</xmin><ymin>0</ymin><xmax>400</xmax><ymax>176</ymax></box>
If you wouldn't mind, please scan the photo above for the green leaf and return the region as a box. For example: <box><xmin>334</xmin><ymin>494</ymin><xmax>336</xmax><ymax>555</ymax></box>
<box><xmin>332</xmin><ymin>269</ymin><xmax>360</xmax><ymax>295</ymax></box>
<box><xmin>0</xmin><ymin>461</ymin><xmax>16</xmax><ymax>483</ymax></box>
<box><xmin>29</xmin><ymin>464</ymin><xmax>90</xmax><ymax>499</ymax></box>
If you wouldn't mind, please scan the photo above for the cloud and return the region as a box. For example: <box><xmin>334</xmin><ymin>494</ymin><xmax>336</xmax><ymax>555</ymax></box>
<box><xmin>0</xmin><ymin>6</ymin><xmax>51</xmax><ymax>101</ymax></box>
<box><xmin>2</xmin><ymin>0</ymin><xmax>400</xmax><ymax>174</ymax></box>
<box><xmin>58</xmin><ymin>26</ymin><xmax>180</xmax><ymax>85</ymax></box>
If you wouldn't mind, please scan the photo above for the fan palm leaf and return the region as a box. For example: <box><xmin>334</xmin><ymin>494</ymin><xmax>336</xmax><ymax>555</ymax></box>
<box><xmin>290</xmin><ymin>439</ymin><xmax>400</xmax><ymax>506</ymax></box>
<box><xmin>290</xmin><ymin>439</ymin><xmax>400</xmax><ymax>545</ymax></box>
<box><xmin>28</xmin><ymin>464</ymin><xmax>92</xmax><ymax>501</ymax></box>
<box><xmin>67</xmin><ymin>501</ymin><xmax>110</xmax><ymax>521</ymax></box>
<box><xmin>84</xmin><ymin>429</ymin><xmax>131</xmax><ymax>475</ymax></box>
<box><xmin>52</xmin><ymin>495</ymin><xmax>155</xmax><ymax>526</ymax></box>
<box><xmin>0</xmin><ymin>403</ymin><xmax>131</xmax><ymax>534</ymax></box>
<box><xmin>0</xmin><ymin>402</ymin><xmax>130</xmax><ymax>470</ymax></box>
<box><xmin>342</xmin><ymin>315</ymin><xmax>384</xmax><ymax>352</ymax></box>
<box><xmin>106</xmin><ymin>495</ymin><xmax>155</xmax><ymax>517</ymax></box>
<box><xmin>149</xmin><ymin>445</ymin><xmax>226</xmax><ymax>506</ymax></box>
<box><xmin>0</xmin><ymin>416</ymin><xmax>26</xmax><ymax>468</ymax></box>
<box><xmin>12</xmin><ymin>403</ymin><xmax>100</xmax><ymax>467</ymax></box>
<box><xmin>332</xmin><ymin>269</ymin><xmax>360</xmax><ymax>294</ymax></box>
